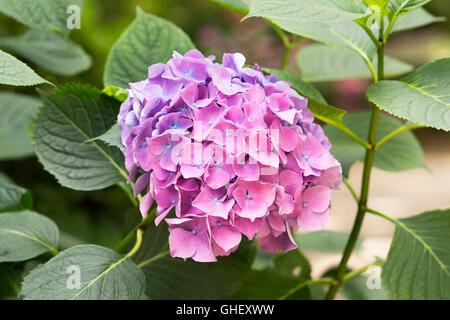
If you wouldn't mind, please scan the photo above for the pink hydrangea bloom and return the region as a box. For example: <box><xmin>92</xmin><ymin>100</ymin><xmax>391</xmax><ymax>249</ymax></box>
<box><xmin>118</xmin><ymin>50</ymin><xmax>342</xmax><ymax>262</ymax></box>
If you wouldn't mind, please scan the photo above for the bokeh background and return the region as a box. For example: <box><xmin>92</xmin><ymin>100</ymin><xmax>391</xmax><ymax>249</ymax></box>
<box><xmin>0</xmin><ymin>0</ymin><xmax>449</xmax><ymax>298</ymax></box>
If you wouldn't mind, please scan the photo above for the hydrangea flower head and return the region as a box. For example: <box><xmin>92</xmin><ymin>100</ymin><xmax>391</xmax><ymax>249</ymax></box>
<box><xmin>118</xmin><ymin>50</ymin><xmax>342</xmax><ymax>262</ymax></box>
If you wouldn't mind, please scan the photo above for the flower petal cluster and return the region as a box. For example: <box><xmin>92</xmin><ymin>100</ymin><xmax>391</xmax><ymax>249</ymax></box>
<box><xmin>118</xmin><ymin>50</ymin><xmax>342</xmax><ymax>262</ymax></box>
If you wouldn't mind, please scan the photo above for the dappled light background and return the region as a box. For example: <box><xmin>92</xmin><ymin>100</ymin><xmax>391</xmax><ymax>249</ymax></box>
<box><xmin>0</xmin><ymin>0</ymin><xmax>449</xmax><ymax>298</ymax></box>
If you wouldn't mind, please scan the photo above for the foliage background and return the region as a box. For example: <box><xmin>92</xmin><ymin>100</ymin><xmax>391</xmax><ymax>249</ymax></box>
<box><xmin>0</xmin><ymin>0</ymin><xmax>449</xmax><ymax>297</ymax></box>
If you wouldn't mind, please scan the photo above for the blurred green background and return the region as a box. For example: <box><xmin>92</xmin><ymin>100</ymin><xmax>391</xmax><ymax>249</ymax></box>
<box><xmin>0</xmin><ymin>0</ymin><xmax>449</xmax><ymax>250</ymax></box>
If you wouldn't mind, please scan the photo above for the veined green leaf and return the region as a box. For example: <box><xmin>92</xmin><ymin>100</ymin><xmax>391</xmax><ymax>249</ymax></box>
<box><xmin>0</xmin><ymin>49</ymin><xmax>49</xmax><ymax>86</ymax></box>
<box><xmin>367</xmin><ymin>58</ymin><xmax>450</xmax><ymax>131</ymax></box>
<box><xmin>33</xmin><ymin>85</ymin><xmax>126</xmax><ymax>191</ymax></box>
<box><xmin>0</xmin><ymin>30</ymin><xmax>92</xmax><ymax>77</ymax></box>
<box><xmin>20</xmin><ymin>244</ymin><xmax>146</xmax><ymax>300</ymax></box>
<box><xmin>0</xmin><ymin>181</ymin><xmax>32</xmax><ymax>212</ymax></box>
<box><xmin>0</xmin><ymin>0</ymin><xmax>84</xmax><ymax>35</ymax></box>
<box><xmin>104</xmin><ymin>7</ymin><xmax>195</xmax><ymax>88</ymax></box>
<box><xmin>388</xmin><ymin>0</ymin><xmax>431</xmax><ymax>20</ymax></box>
<box><xmin>382</xmin><ymin>209</ymin><xmax>450</xmax><ymax>299</ymax></box>
<box><xmin>0</xmin><ymin>210</ymin><xmax>59</xmax><ymax>262</ymax></box>
<box><xmin>246</xmin><ymin>0</ymin><xmax>368</xmax><ymax>24</ymax></box>
<box><xmin>324</xmin><ymin>112</ymin><xmax>425</xmax><ymax>177</ymax></box>
<box><xmin>263</xmin><ymin>68</ymin><xmax>327</xmax><ymax>103</ymax></box>
<box><xmin>0</xmin><ymin>92</ymin><xmax>40</xmax><ymax>160</ymax></box>
<box><xmin>393</xmin><ymin>8</ymin><xmax>445</xmax><ymax>33</ymax></box>
<box><xmin>297</xmin><ymin>44</ymin><xmax>413</xmax><ymax>82</ymax></box>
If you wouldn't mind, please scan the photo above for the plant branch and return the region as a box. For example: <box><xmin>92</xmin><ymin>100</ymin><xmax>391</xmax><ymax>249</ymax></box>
<box><xmin>325</xmin><ymin>15</ymin><xmax>386</xmax><ymax>300</ymax></box>
<box><xmin>343</xmin><ymin>177</ymin><xmax>359</xmax><ymax>203</ymax></box>
<box><xmin>278</xmin><ymin>278</ymin><xmax>334</xmax><ymax>300</ymax></box>
<box><xmin>125</xmin><ymin>228</ymin><xmax>143</xmax><ymax>259</ymax></box>
<box><xmin>342</xmin><ymin>261</ymin><xmax>383</xmax><ymax>283</ymax></box>
<box><xmin>375</xmin><ymin>124</ymin><xmax>425</xmax><ymax>150</ymax></box>
<box><xmin>114</xmin><ymin>206</ymin><xmax>156</xmax><ymax>253</ymax></box>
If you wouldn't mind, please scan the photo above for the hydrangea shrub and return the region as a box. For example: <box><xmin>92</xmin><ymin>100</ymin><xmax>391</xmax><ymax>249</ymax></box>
<box><xmin>0</xmin><ymin>0</ymin><xmax>449</xmax><ymax>301</ymax></box>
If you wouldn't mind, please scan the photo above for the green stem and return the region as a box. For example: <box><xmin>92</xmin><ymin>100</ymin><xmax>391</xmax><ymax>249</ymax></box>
<box><xmin>325</xmin><ymin>16</ymin><xmax>386</xmax><ymax>300</ymax></box>
<box><xmin>343</xmin><ymin>177</ymin><xmax>359</xmax><ymax>203</ymax></box>
<box><xmin>363</xmin><ymin>206</ymin><xmax>396</xmax><ymax>223</ymax></box>
<box><xmin>342</xmin><ymin>261</ymin><xmax>383</xmax><ymax>283</ymax></box>
<box><xmin>118</xmin><ymin>182</ymin><xmax>138</xmax><ymax>208</ymax></box>
<box><xmin>138</xmin><ymin>249</ymin><xmax>170</xmax><ymax>268</ymax></box>
<box><xmin>114</xmin><ymin>206</ymin><xmax>156</xmax><ymax>253</ymax></box>
<box><xmin>375</xmin><ymin>124</ymin><xmax>425</xmax><ymax>151</ymax></box>
<box><xmin>281</xmin><ymin>46</ymin><xmax>292</xmax><ymax>70</ymax></box>
<box><xmin>278</xmin><ymin>278</ymin><xmax>334</xmax><ymax>300</ymax></box>
<box><xmin>125</xmin><ymin>229</ymin><xmax>143</xmax><ymax>259</ymax></box>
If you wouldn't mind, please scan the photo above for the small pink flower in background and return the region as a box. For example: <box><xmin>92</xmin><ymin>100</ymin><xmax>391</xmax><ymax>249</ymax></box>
<box><xmin>118</xmin><ymin>49</ymin><xmax>342</xmax><ymax>262</ymax></box>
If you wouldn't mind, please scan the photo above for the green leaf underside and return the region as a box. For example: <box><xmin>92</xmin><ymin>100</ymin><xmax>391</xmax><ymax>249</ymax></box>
<box><xmin>0</xmin><ymin>211</ymin><xmax>59</xmax><ymax>262</ymax></box>
<box><xmin>33</xmin><ymin>85</ymin><xmax>126</xmax><ymax>191</ymax></box>
<box><xmin>134</xmin><ymin>223</ymin><xmax>255</xmax><ymax>299</ymax></box>
<box><xmin>88</xmin><ymin>123</ymin><xmax>123</xmax><ymax>150</ymax></box>
<box><xmin>393</xmin><ymin>8</ymin><xmax>445</xmax><ymax>33</ymax></box>
<box><xmin>245</xmin><ymin>6</ymin><xmax>377</xmax><ymax>69</ymax></box>
<box><xmin>263</xmin><ymin>68</ymin><xmax>327</xmax><ymax>103</ymax></box>
<box><xmin>367</xmin><ymin>58</ymin><xmax>450</xmax><ymax>131</ymax></box>
<box><xmin>213</xmin><ymin>0</ymin><xmax>249</xmax><ymax>14</ymax></box>
<box><xmin>0</xmin><ymin>0</ymin><xmax>84</xmax><ymax>35</ymax></box>
<box><xmin>246</xmin><ymin>0</ymin><xmax>368</xmax><ymax>24</ymax></box>
<box><xmin>297</xmin><ymin>44</ymin><xmax>413</xmax><ymax>82</ymax></box>
<box><xmin>104</xmin><ymin>7</ymin><xmax>195</xmax><ymax>88</ymax></box>
<box><xmin>0</xmin><ymin>182</ymin><xmax>31</xmax><ymax>212</ymax></box>
<box><xmin>324</xmin><ymin>112</ymin><xmax>425</xmax><ymax>177</ymax></box>
<box><xmin>0</xmin><ymin>49</ymin><xmax>48</xmax><ymax>86</ymax></box>
<box><xmin>0</xmin><ymin>92</ymin><xmax>40</xmax><ymax>160</ymax></box>
<box><xmin>0</xmin><ymin>30</ymin><xmax>92</xmax><ymax>77</ymax></box>
<box><xmin>295</xmin><ymin>230</ymin><xmax>363</xmax><ymax>253</ymax></box>
<box><xmin>20</xmin><ymin>245</ymin><xmax>146</xmax><ymax>300</ymax></box>
<box><xmin>388</xmin><ymin>0</ymin><xmax>431</xmax><ymax>20</ymax></box>
<box><xmin>382</xmin><ymin>209</ymin><xmax>450</xmax><ymax>299</ymax></box>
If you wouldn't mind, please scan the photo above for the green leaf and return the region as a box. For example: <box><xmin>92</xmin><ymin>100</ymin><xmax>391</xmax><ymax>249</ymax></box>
<box><xmin>363</xmin><ymin>0</ymin><xmax>390</xmax><ymax>11</ymax></box>
<box><xmin>0</xmin><ymin>210</ymin><xmax>59</xmax><ymax>262</ymax></box>
<box><xmin>263</xmin><ymin>68</ymin><xmax>327</xmax><ymax>103</ymax></box>
<box><xmin>382</xmin><ymin>209</ymin><xmax>450</xmax><ymax>299</ymax></box>
<box><xmin>0</xmin><ymin>263</ymin><xmax>21</xmax><ymax>299</ymax></box>
<box><xmin>0</xmin><ymin>30</ymin><xmax>92</xmax><ymax>77</ymax></box>
<box><xmin>102</xmin><ymin>86</ymin><xmax>128</xmax><ymax>102</ymax></box>
<box><xmin>295</xmin><ymin>230</ymin><xmax>363</xmax><ymax>253</ymax></box>
<box><xmin>212</xmin><ymin>0</ymin><xmax>249</xmax><ymax>14</ymax></box>
<box><xmin>367</xmin><ymin>58</ymin><xmax>450</xmax><ymax>131</ymax></box>
<box><xmin>87</xmin><ymin>123</ymin><xmax>123</xmax><ymax>150</ymax></box>
<box><xmin>393</xmin><ymin>8</ymin><xmax>445</xmax><ymax>33</ymax></box>
<box><xmin>20</xmin><ymin>244</ymin><xmax>146</xmax><ymax>300</ymax></box>
<box><xmin>388</xmin><ymin>0</ymin><xmax>431</xmax><ymax>20</ymax></box>
<box><xmin>134</xmin><ymin>223</ymin><xmax>256</xmax><ymax>299</ymax></box>
<box><xmin>0</xmin><ymin>0</ymin><xmax>84</xmax><ymax>35</ymax></box>
<box><xmin>228</xmin><ymin>250</ymin><xmax>312</xmax><ymax>299</ymax></box>
<box><xmin>297</xmin><ymin>44</ymin><xmax>413</xmax><ymax>82</ymax></box>
<box><xmin>324</xmin><ymin>112</ymin><xmax>425</xmax><ymax>177</ymax></box>
<box><xmin>246</xmin><ymin>0</ymin><xmax>368</xmax><ymax>24</ymax></box>
<box><xmin>0</xmin><ymin>181</ymin><xmax>32</xmax><ymax>212</ymax></box>
<box><xmin>0</xmin><ymin>49</ymin><xmax>49</xmax><ymax>86</ymax></box>
<box><xmin>0</xmin><ymin>92</ymin><xmax>40</xmax><ymax>160</ymax></box>
<box><xmin>32</xmin><ymin>85</ymin><xmax>127</xmax><ymax>191</ymax></box>
<box><xmin>104</xmin><ymin>7</ymin><xmax>195</xmax><ymax>88</ymax></box>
